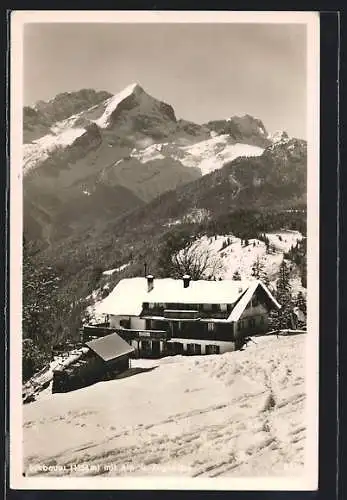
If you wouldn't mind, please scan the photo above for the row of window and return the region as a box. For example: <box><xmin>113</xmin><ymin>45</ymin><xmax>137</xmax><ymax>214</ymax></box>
<box><xmin>138</xmin><ymin>340</ymin><xmax>220</xmax><ymax>355</ymax></box>
<box><xmin>143</xmin><ymin>302</ymin><xmax>232</xmax><ymax>313</ymax></box>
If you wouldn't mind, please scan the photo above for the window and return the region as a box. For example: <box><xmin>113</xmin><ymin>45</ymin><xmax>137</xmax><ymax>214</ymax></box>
<box><xmin>248</xmin><ymin>318</ymin><xmax>256</xmax><ymax>329</ymax></box>
<box><xmin>208</xmin><ymin>322</ymin><xmax>215</xmax><ymax>332</ymax></box>
<box><xmin>194</xmin><ymin>344</ymin><xmax>202</xmax><ymax>355</ymax></box>
<box><xmin>187</xmin><ymin>343</ymin><xmax>202</xmax><ymax>355</ymax></box>
<box><xmin>260</xmin><ymin>316</ymin><xmax>264</xmax><ymax>324</ymax></box>
<box><xmin>206</xmin><ymin>344</ymin><xmax>220</xmax><ymax>355</ymax></box>
<box><xmin>238</xmin><ymin>320</ymin><xmax>245</xmax><ymax>331</ymax></box>
<box><xmin>220</xmin><ymin>304</ymin><xmax>227</xmax><ymax>312</ymax></box>
<box><xmin>203</xmin><ymin>303</ymin><xmax>211</xmax><ymax>311</ymax></box>
<box><xmin>141</xmin><ymin>340</ymin><xmax>151</xmax><ymax>351</ymax></box>
<box><xmin>119</xmin><ymin>318</ymin><xmax>131</xmax><ymax>329</ymax></box>
<box><xmin>173</xmin><ymin>342</ymin><xmax>184</xmax><ymax>355</ymax></box>
<box><xmin>252</xmin><ymin>295</ymin><xmax>259</xmax><ymax>307</ymax></box>
<box><xmin>148</xmin><ymin>303</ymin><xmax>154</xmax><ymax>310</ymax></box>
<box><xmin>211</xmin><ymin>304</ymin><xmax>218</xmax><ymax>312</ymax></box>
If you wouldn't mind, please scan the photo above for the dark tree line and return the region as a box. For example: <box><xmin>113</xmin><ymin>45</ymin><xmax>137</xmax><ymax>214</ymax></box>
<box><xmin>22</xmin><ymin>239</ymin><xmax>90</xmax><ymax>381</ymax></box>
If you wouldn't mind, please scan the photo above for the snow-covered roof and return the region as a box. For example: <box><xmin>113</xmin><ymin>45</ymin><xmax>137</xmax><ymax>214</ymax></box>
<box><xmin>94</xmin><ymin>277</ymin><xmax>280</xmax><ymax>320</ymax></box>
<box><xmin>228</xmin><ymin>281</ymin><xmax>281</xmax><ymax>322</ymax></box>
<box><xmin>86</xmin><ymin>332</ymin><xmax>134</xmax><ymax>362</ymax></box>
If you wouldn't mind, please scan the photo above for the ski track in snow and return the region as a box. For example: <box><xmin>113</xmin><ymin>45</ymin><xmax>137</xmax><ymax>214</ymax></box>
<box><xmin>23</xmin><ymin>335</ymin><xmax>306</xmax><ymax>478</ymax></box>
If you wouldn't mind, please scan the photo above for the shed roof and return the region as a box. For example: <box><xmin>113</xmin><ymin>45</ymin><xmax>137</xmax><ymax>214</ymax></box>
<box><xmin>86</xmin><ymin>332</ymin><xmax>134</xmax><ymax>362</ymax></box>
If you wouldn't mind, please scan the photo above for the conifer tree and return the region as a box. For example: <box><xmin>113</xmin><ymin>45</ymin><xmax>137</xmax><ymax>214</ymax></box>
<box><xmin>271</xmin><ymin>259</ymin><xmax>295</xmax><ymax>329</ymax></box>
<box><xmin>251</xmin><ymin>257</ymin><xmax>270</xmax><ymax>286</ymax></box>
<box><xmin>295</xmin><ymin>291</ymin><xmax>307</xmax><ymax>315</ymax></box>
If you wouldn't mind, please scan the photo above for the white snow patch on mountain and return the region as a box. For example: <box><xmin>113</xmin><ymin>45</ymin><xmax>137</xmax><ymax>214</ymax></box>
<box><xmin>93</xmin><ymin>83</ymin><xmax>138</xmax><ymax>128</ymax></box>
<box><xmin>23</xmin><ymin>334</ymin><xmax>307</xmax><ymax>477</ymax></box>
<box><xmin>23</xmin><ymin>128</ymin><xmax>86</xmax><ymax>173</ymax></box>
<box><xmin>130</xmin><ymin>143</ymin><xmax>166</xmax><ymax>163</ymax></box>
<box><xmin>179</xmin><ymin>136</ymin><xmax>264</xmax><ymax>174</ymax></box>
<box><xmin>131</xmin><ymin>134</ymin><xmax>264</xmax><ymax>175</ymax></box>
<box><xmin>102</xmin><ymin>263</ymin><xmax>130</xmax><ymax>276</ymax></box>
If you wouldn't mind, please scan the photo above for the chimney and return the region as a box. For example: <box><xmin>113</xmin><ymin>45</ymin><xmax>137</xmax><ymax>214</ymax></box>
<box><xmin>146</xmin><ymin>275</ymin><xmax>154</xmax><ymax>293</ymax></box>
<box><xmin>183</xmin><ymin>274</ymin><xmax>191</xmax><ymax>288</ymax></box>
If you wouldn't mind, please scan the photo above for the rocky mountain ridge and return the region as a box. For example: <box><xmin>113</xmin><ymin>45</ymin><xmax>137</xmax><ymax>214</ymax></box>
<box><xmin>23</xmin><ymin>83</ymin><xmax>288</xmax><ymax>247</ymax></box>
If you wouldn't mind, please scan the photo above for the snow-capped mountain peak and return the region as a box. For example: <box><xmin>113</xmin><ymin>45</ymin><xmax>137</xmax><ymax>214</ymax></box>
<box><xmin>93</xmin><ymin>83</ymin><xmax>141</xmax><ymax>128</ymax></box>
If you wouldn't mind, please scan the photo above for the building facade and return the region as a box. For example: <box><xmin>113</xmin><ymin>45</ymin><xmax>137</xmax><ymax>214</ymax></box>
<box><xmin>89</xmin><ymin>276</ymin><xmax>281</xmax><ymax>357</ymax></box>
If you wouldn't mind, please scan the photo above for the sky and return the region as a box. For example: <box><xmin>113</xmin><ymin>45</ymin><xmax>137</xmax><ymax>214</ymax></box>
<box><xmin>23</xmin><ymin>23</ymin><xmax>307</xmax><ymax>138</ymax></box>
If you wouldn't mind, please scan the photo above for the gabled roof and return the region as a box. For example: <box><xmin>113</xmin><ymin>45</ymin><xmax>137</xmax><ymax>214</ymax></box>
<box><xmin>86</xmin><ymin>332</ymin><xmax>134</xmax><ymax>362</ymax></box>
<box><xmin>94</xmin><ymin>277</ymin><xmax>280</xmax><ymax>320</ymax></box>
<box><xmin>228</xmin><ymin>280</ymin><xmax>281</xmax><ymax>322</ymax></box>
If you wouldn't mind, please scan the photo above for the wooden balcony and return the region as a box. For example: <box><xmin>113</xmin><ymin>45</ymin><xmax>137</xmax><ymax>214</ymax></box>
<box><xmin>163</xmin><ymin>309</ymin><xmax>200</xmax><ymax>320</ymax></box>
<box><xmin>116</xmin><ymin>328</ymin><xmax>170</xmax><ymax>341</ymax></box>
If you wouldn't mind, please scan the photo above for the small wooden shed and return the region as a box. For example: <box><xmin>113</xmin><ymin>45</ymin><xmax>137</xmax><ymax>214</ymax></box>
<box><xmin>52</xmin><ymin>332</ymin><xmax>134</xmax><ymax>393</ymax></box>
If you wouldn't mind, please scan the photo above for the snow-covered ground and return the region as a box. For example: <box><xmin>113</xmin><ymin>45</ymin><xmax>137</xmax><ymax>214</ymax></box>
<box><xmin>23</xmin><ymin>334</ymin><xmax>306</xmax><ymax>477</ymax></box>
<box><xmin>130</xmin><ymin>134</ymin><xmax>264</xmax><ymax>175</ymax></box>
<box><xmin>176</xmin><ymin>231</ymin><xmax>304</xmax><ymax>292</ymax></box>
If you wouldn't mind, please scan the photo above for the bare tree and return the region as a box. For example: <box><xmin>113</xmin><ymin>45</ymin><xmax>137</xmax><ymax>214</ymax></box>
<box><xmin>171</xmin><ymin>241</ymin><xmax>224</xmax><ymax>280</ymax></box>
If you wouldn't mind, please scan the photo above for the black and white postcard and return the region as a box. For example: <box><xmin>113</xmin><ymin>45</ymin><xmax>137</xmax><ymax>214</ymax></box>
<box><xmin>10</xmin><ymin>10</ymin><xmax>320</xmax><ymax>491</ymax></box>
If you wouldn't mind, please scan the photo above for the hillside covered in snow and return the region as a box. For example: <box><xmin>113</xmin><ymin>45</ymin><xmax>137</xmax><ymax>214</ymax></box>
<box><xmin>23</xmin><ymin>334</ymin><xmax>307</xmax><ymax>478</ymax></box>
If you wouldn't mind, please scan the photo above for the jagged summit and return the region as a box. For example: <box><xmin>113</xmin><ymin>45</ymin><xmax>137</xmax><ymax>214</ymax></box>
<box><xmin>94</xmin><ymin>83</ymin><xmax>142</xmax><ymax>128</ymax></box>
<box><xmin>269</xmin><ymin>130</ymin><xmax>290</xmax><ymax>144</ymax></box>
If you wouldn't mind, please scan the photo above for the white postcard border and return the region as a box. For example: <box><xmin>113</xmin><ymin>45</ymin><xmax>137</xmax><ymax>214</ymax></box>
<box><xmin>9</xmin><ymin>10</ymin><xmax>320</xmax><ymax>491</ymax></box>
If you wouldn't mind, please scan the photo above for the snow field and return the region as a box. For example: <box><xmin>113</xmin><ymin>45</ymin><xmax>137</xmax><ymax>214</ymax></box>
<box><xmin>23</xmin><ymin>128</ymin><xmax>86</xmax><ymax>173</ymax></box>
<box><xmin>130</xmin><ymin>134</ymin><xmax>264</xmax><ymax>175</ymax></box>
<box><xmin>181</xmin><ymin>231</ymin><xmax>303</xmax><ymax>290</ymax></box>
<box><xmin>23</xmin><ymin>335</ymin><xmax>306</xmax><ymax>478</ymax></box>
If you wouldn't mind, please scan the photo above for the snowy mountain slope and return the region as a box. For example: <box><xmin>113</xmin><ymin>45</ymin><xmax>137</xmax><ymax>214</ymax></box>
<box><xmin>23</xmin><ymin>127</ymin><xmax>87</xmax><ymax>174</ymax></box>
<box><xmin>23</xmin><ymin>89</ymin><xmax>112</xmax><ymax>144</ymax></box>
<box><xmin>93</xmin><ymin>83</ymin><xmax>140</xmax><ymax>128</ymax></box>
<box><xmin>131</xmin><ymin>134</ymin><xmax>265</xmax><ymax>175</ymax></box>
<box><xmin>175</xmin><ymin>231</ymin><xmax>304</xmax><ymax>290</ymax></box>
<box><xmin>204</xmin><ymin>114</ymin><xmax>271</xmax><ymax>149</ymax></box>
<box><xmin>81</xmin><ymin>229</ymin><xmax>304</xmax><ymax>326</ymax></box>
<box><xmin>23</xmin><ymin>334</ymin><xmax>307</xmax><ymax>477</ymax></box>
<box><xmin>23</xmin><ymin>83</ymin><xmax>271</xmax><ymax>178</ymax></box>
